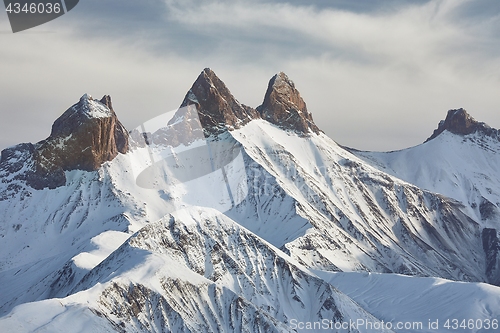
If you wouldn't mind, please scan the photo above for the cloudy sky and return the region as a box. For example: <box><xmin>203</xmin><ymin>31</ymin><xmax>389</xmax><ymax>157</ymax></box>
<box><xmin>0</xmin><ymin>0</ymin><xmax>499</xmax><ymax>151</ymax></box>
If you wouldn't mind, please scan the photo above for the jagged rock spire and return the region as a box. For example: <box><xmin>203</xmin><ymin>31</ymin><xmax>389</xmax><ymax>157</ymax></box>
<box><xmin>179</xmin><ymin>68</ymin><xmax>259</xmax><ymax>137</ymax></box>
<box><xmin>178</xmin><ymin>69</ymin><xmax>321</xmax><ymax>137</ymax></box>
<box><xmin>257</xmin><ymin>72</ymin><xmax>320</xmax><ymax>135</ymax></box>
<box><xmin>426</xmin><ymin>108</ymin><xmax>497</xmax><ymax>142</ymax></box>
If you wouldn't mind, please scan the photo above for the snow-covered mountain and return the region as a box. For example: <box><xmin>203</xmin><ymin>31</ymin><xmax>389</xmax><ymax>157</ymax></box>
<box><xmin>352</xmin><ymin>109</ymin><xmax>500</xmax><ymax>226</ymax></box>
<box><xmin>352</xmin><ymin>109</ymin><xmax>500</xmax><ymax>284</ymax></box>
<box><xmin>1</xmin><ymin>69</ymin><xmax>499</xmax><ymax>332</ymax></box>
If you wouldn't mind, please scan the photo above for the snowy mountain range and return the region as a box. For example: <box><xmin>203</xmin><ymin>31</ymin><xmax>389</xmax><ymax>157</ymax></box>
<box><xmin>1</xmin><ymin>69</ymin><xmax>499</xmax><ymax>332</ymax></box>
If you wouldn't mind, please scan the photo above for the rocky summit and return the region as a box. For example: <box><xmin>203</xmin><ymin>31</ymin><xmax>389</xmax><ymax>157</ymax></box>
<box><xmin>44</xmin><ymin>94</ymin><xmax>129</xmax><ymax>171</ymax></box>
<box><xmin>426</xmin><ymin>108</ymin><xmax>499</xmax><ymax>142</ymax></box>
<box><xmin>257</xmin><ymin>72</ymin><xmax>320</xmax><ymax>135</ymax></box>
<box><xmin>0</xmin><ymin>69</ymin><xmax>322</xmax><ymax>191</ymax></box>
<box><xmin>0</xmin><ymin>94</ymin><xmax>129</xmax><ymax>189</ymax></box>
<box><xmin>179</xmin><ymin>68</ymin><xmax>321</xmax><ymax>137</ymax></box>
<box><xmin>179</xmin><ymin>68</ymin><xmax>259</xmax><ymax>137</ymax></box>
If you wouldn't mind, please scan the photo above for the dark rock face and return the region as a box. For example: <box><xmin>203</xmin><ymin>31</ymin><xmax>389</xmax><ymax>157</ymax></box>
<box><xmin>179</xmin><ymin>68</ymin><xmax>259</xmax><ymax>137</ymax></box>
<box><xmin>257</xmin><ymin>72</ymin><xmax>320</xmax><ymax>135</ymax></box>
<box><xmin>480</xmin><ymin>197</ymin><xmax>498</xmax><ymax>221</ymax></box>
<box><xmin>0</xmin><ymin>143</ymin><xmax>66</xmax><ymax>190</ymax></box>
<box><xmin>42</xmin><ymin>94</ymin><xmax>129</xmax><ymax>172</ymax></box>
<box><xmin>3</xmin><ymin>70</ymin><xmax>324</xmax><ymax>190</ymax></box>
<box><xmin>482</xmin><ymin>228</ymin><xmax>500</xmax><ymax>285</ymax></box>
<box><xmin>177</xmin><ymin>69</ymin><xmax>321</xmax><ymax>138</ymax></box>
<box><xmin>0</xmin><ymin>143</ymin><xmax>37</xmax><ymax>176</ymax></box>
<box><xmin>426</xmin><ymin>108</ymin><xmax>499</xmax><ymax>142</ymax></box>
<box><xmin>0</xmin><ymin>94</ymin><xmax>129</xmax><ymax>190</ymax></box>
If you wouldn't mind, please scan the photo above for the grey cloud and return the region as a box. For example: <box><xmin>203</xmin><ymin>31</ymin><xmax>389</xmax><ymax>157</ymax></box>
<box><xmin>56</xmin><ymin>0</ymin><xmax>433</xmax><ymax>64</ymax></box>
<box><xmin>58</xmin><ymin>0</ymin><xmax>500</xmax><ymax>68</ymax></box>
<box><xmin>268</xmin><ymin>0</ymin><xmax>433</xmax><ymax>12</ymax></box>
<box><xmin>453</xmin><ymin>0</ymin><xmax>500</xmax><ymax>20</ymax></box>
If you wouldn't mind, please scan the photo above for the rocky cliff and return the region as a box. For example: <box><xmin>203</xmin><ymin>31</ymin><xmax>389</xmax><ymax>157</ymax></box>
<box><xmin>177</xmin><ymin>69</ymin><xmax>321</xmax><ymax>138</ymax></box>
<box><xmin>257</xmin><ymin>72</ymin><xmax>320</xmax><ymax>135</ymax></box>
<box><xmin>0</xmin><ymin>94</ymin><xmax>129</xmax><ymax>190</ymax></box>
<box><xmin>179</xmin><ymin>68</ymin><xmax>259</xmax><ymax>137</ymax></box>
<box><xmin>426</xmin><ymin>108</ymin><xmax>500</xmax><ymax>142</ymax></box>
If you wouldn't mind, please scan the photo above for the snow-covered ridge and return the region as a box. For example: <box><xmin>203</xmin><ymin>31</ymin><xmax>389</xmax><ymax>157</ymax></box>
<box><xmin>1</xmin><ymin>208</ymin><xmax>393</xmax><ymax>332</ymax></box>
<box><xmin>230</xmin><ymin>120</ymin><xmax>487</xmax><ymax>282</ymax></box>
<box><xmin>353</xmin><ymin>130</ymin><xmax>500</xmax><ymax>227</ymax></box>
<box><xmin>320</xmin><ymin>271</ymin><xmax>500</xmax><ymax>333</ymax></box>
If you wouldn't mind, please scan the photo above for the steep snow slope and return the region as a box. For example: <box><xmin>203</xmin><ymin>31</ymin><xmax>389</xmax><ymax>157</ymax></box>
<box><xmin>0</xmin><ymin>135</ymin><xmax>249</xmax><ymax>316</ymax></box>
<box><xmin>0</xmin><ymin>166</ymin><xmax>133</xmax><ymax>316</ymax></box>
<box><xmin>229</xmin><ymin>119</ymin><xmax>489</xmax><ymax>283</ymax></box>
<box><xmin>320</xmin><ymin>271</ymin><xmax>500</xmax><ymax>333</ymax></box>
<box><xmin>1</xmin><ymin>207</ymin><xmax>392</xmax><ymax>333</ymax></box>
<box><xmin>350</xmin><ymin>111</ymin><xmax>500</xmax><ymax>285</ymax></box>
<box><xmin>353</xmin><ymin>130</ymin><xmax>500</xmax><ymax>227</ymax></box>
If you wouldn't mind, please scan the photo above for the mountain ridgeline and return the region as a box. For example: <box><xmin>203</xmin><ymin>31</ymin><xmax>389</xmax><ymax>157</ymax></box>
<box><xmin>0</xmin><ymin>69</ymin><xmax>318</xmax><ymax>191</ymax></box>
<box><xmin>0</xmin><ymin>69</ymin><xmax>499</xmax><ymax>332</ymax></box>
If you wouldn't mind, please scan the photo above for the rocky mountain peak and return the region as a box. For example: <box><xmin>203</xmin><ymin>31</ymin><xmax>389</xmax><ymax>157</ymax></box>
<box><xmin>51</xmin><ymin>94</ymin><xmax>116</xmax><ymax>138</ymax></box>
<box><xmin>257</xmin><ymin>72</ymin><xmax>320</xmax><ymax>135</ymax></box>
<box><xmin>0</xmin><ymin>94</ymin><xmax>129</xmax><ymax>189</ymax></box>
<box><xmin>43</xmin><ymin>94</ymin><xmax>129</xmax><ymax>171</ymax></box>
<box><xmin>179</xmin><ymin>68</ymin><xmax>259</xmax><ymax>137</ymax></box>
<box><xmin>426</xmin><ymin>108</ymin><xmax>498</xmax><ymax>142</ymax></box>
<box><xmin>76</xmin><ymin>93</ymin><xmax>114</xmax><ymax>119</ymax></box>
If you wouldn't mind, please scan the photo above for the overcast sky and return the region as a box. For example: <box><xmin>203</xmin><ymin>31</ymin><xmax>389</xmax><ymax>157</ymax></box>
<box><xmin>1</xmin><ymin>0</ymin><xmax>499</xmax><ymax>151</ymax></box>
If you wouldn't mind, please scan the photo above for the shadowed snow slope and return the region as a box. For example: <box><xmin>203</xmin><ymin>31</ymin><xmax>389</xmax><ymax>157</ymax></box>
<box><xmin>230</xmin><ymin>120</ymin><xmax>489</xmax><ymax>284</ymax></box>
<box><xmin>353</xmin><ymin>126</ymin><xmax>500</xmax><ymax>227</ymax></box>
<box><xmin>1</xmin><ymin>208</ymin><xmax>392</xmax><ymax>333</ymax></box>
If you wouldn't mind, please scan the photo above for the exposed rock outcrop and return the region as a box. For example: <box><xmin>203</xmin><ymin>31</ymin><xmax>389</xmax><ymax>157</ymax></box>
<box><xmin>0</xmin><ymin>142</ymin><xmax>66</xmax><ymax>191</ymax></box>
<box><xmin>177</xmin><ymin>69</ymin><xmax>321</xmax><ymax>138</ymax></box>
<box><xmin>179</xmin><ymin>68</ymin><xmax>259</xmax><ymax>137</ymax></box>
<box><xmin>482</xmin><ymin>228</ymin><xmax>500</xmax><ymax>285</ymax></box>
<box><xmin>426</xmin><ymin>108</ymin><xmax>499</xmax><ymax>142</ymax></box>
<box><xmin>0</xmin><ymin>94</ymin><xmax>129</xmax><ymax>190</ymax></box>
<box><xmin>41</xmin><ymin>94</ymin><xmax>129</xmax><ymax>172</ymax></box>
<box><xmin>257</xmin><ymin>72</ymin><xmax>320</xmax><ymax>135</ymax></box>
<box><xmin>2</xmin><ymin>70</ymin><xmax>325</xmax><ymax>190</ymax></box>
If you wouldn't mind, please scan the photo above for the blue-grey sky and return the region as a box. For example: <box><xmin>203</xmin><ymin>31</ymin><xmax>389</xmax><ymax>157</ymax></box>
<box><xmin>1</xmin><ymin>0</ymin><xmax>499</xmax><ymax>151</ymax></box>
